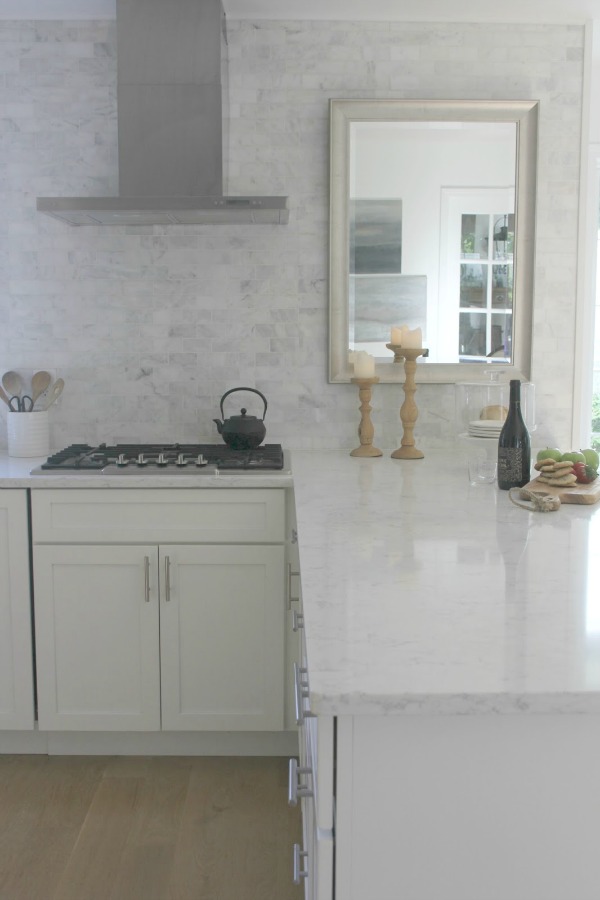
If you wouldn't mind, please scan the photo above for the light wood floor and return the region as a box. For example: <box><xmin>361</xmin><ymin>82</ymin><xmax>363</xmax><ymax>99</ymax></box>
<box><xmin>0</xmin><ymin>755</ymin><xmax>303</xmax><ymax>900</ymax></box>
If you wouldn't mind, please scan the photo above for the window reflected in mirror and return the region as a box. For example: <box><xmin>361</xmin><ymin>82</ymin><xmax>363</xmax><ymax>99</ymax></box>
<box><xmin>458</xmin><ymin>211</ymin><xmax>514</xmax><ymax>362</ymax></box>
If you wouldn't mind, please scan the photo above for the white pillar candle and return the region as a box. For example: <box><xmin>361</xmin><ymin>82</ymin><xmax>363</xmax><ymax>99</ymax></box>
<box><xmin>354</xmin><ymin>351</ymin><xmax>375</xmax><ymax>378</ymax></box>
<box><xmin>390</xmin><ymin>325</ymin><xmax>406</xmax><ymax>345</ymax></box>
<box><xmin>402</xmin><ymin>327</ymin><xmax>422</xmax><ymax>349</ymax></box>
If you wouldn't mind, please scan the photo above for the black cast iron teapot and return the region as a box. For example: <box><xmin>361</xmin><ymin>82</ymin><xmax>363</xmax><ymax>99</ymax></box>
<box><xmin>213</xmin><ymin>387</ymin><xmax>268</xmax><ymax>451</ymax></box>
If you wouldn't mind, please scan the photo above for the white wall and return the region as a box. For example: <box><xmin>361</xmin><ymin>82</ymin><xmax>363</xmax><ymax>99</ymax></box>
<box><xmin>0</xmin><ymin>18</ymin><xmax>585</xmax><ymax>450</ymax></box>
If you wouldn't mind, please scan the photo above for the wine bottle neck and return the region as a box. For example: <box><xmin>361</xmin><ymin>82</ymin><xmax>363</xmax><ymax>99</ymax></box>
<box><xmin>509</xmin><ymin>379</ymin><xmax>521</xmax><ymax>405</ymax></box>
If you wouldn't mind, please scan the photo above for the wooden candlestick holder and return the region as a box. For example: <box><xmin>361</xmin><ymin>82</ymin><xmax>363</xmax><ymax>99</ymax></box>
<box><xmin>385</xmin><ymin>344</ymin><xmax>428</xmax><ymax>460</ymax></box>
<box><xmin>350</xmin><ymin>377</ymin><xmax>382</xmax><ymax>457</ymax></box>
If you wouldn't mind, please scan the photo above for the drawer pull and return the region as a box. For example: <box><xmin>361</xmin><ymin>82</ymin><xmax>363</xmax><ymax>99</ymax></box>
<box><xmin>292</xmin><ymin>843</ymin><xmax>309</xmax><ymax>885</ymax></box>
<box><xmin>164</xmin><ymin>555</ymin><xmax>171</xmax><ymax>602</ymax></box>
<box><xmin>288</xmin><ymin>757</ymin><xmax>313</xmax><ymax>806</ymax></box>
<box><xmin>292</xmin><ymin>610</ymin><xmax>304</xmax><ymax>632</ymax></box>
<box><xmin>287</xmin><ymin>562</ymin><xmax>300</xmax><ymax>608</ymax></box>
<box><xmin>293</xmin><ymin>663</ymin><xmax>312</xmax><ymax>725</ymax></box>
<box><xmin>144</xmin><ymin>556</ymin><xmax>150</xmax><ymax>602</ymax></box>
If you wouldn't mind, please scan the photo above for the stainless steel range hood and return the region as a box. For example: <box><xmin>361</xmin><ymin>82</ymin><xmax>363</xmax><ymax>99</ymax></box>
<box><xmin>36</xmin><ymin>0</ymin><xmax>289</xmax><ymax>226</ymax></box>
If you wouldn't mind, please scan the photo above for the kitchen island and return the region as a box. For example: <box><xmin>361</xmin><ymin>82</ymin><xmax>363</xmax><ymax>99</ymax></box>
<box><xmin>2</xmin><ymin>448</ymin><xmax>600</xmax><ymax>898</ymax></box>
<box><xmin>290</xmin><ymin>450</ymin><xmax>600</xmax><ymax>900</ymax></box>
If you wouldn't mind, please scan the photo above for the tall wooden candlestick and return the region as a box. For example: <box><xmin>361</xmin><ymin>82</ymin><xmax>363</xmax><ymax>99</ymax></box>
<box><xmin>385</xmin><ymin>345</ymin><xmax>428</xmax><ymax>460</ymax></box>
<box><xmin>350</xmin><ymin>377</ymin><xmax>382</xmax><ymax>457</ymax></box>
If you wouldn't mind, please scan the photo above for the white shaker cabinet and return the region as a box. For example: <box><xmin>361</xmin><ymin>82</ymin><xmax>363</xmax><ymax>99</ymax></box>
<box><xmin>31</xmin><ymin>489</ymin><xmax>286</xmax><ymax>733</ymax></box>
<box><xmin>285</xmin><ymin>494</ymin><xmax>302</xmax><ymax>731</ymax></box>
<box><xmin>33</xmin><ymin>545</ymin><xmax>160</xmax><ymax>731</ymax></box>
<box><xmin>288</xmin><ymin>580</ymin><xmax>334</xmax><ymax>900</ymax></box>
<box><xmin>0</xmin><ymin>490</ymin><xmax>35</xmax><ymax>730</ymax></box>
<box><xmin>160</xmin><ymin>544</ymin><xmax>284</xmax><ymax>731</ymax></box>
<box><xmin>292</xmin><ymin>711</ymin><xmax>334</xmax><ymax>900</ymax></box>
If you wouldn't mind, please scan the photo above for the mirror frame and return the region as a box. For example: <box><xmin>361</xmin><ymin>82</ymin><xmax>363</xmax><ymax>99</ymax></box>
<box><xmin>329</xmin><ymin>99</ymin><xmax>538</xmax><ymax>383</ymax></box>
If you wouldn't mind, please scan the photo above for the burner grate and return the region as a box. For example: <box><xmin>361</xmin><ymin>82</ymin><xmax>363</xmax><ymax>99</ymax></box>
<box><xmin>40</xmin><ymin>443</ymin><xmax>285</xmax><ymax>471</ymax></box>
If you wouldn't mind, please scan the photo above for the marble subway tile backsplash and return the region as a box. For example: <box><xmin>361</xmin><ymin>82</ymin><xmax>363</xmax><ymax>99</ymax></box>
<box><xmin>0</xmin><ymin>18</ymin><xmax>584</xmax><ymax>451</ymax></box>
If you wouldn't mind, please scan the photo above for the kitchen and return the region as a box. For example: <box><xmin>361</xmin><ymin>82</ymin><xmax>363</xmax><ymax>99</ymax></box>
<box><xmin>1</xmin><ymin>0</ymin><xmax>600</xmax><ymax>898</ymax></box>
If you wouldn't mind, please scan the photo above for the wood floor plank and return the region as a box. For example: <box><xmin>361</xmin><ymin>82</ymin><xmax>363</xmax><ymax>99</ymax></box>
<box><xmin>51</xmin><ymin>775</ymin><xmax>143</xmax><ymax>900</ymax></box>
<box><xmin>107</xmin><ymin>759</ymin><xmax>192</xmax><ymax>900</ymax></box>
<box><xmin>0</xmin><ymin>756</ymin><xmax>106</xmax><ymax>900</ymax></box>
<box><xmin>0</xmin><ymin>755</ymin><xmax>302</xmax><ymax>900</ymax></box>
<box><xmin>167</xmin><ymin>757</ymin><xmax>302</xmax><ymax>900</ymax></box>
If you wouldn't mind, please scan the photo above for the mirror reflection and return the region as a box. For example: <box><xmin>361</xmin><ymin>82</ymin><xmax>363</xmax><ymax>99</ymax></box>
<box><xmin>350</xmin><ymin>121</ymin><xmax>516</xmax><ymax>364</ymax></box>
<box><xmin>329</xmin><ymin>100</ymin><xmax>538</xmax><ymax>383</ymax></box>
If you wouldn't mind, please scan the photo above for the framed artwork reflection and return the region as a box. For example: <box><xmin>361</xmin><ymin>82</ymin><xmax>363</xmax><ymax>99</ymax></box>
<box><xmin>350</xmin><ymin>198</ymin><xmax>403</xmax><ymax>275</ymax></box>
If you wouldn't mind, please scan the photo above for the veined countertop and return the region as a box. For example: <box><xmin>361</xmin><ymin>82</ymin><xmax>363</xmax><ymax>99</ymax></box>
<box><xmin>0</xmin><ymin>453</ymin><xmax>293</xmax><ymax>488</ymax></box>
<box><xmin>291</xmin><ymin>450</ymin><xmax>600</xmax><ymax>717</ymax></box>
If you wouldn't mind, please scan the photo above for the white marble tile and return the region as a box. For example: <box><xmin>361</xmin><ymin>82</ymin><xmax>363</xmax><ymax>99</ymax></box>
<box><xmin>0</xmin><ymin>18</ymin><xmax>585</xmax><ymax>452</ymax></box>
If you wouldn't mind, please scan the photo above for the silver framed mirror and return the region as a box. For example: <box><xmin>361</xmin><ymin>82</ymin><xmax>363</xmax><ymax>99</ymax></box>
<box><xmin>329</xmin><ymin>99</ymin><xmax>538</xmax><ymax>383</ymax></box>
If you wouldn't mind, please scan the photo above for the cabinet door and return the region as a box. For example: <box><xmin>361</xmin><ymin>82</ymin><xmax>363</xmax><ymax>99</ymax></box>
<box><xmin>33</xmin><ymin>545</ymin><xmax>160</xmax><ymax>731</ymax></box>
<box><xmin>285</xmin><ymin>493</ymin><xmax>302</xmax><ymax>730</ymax></box>
<box><xmin>0</xmin><ymin>491</ymin><xmax>34</xmax><ymax>730</ymax></box>
<box><xmin>160</xmin><ymin>545</ymin><xmax>285</xmax><ymax>731</ymax></box>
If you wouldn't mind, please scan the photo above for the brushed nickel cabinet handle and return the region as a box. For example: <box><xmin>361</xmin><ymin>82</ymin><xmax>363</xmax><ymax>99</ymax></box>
<box><xmin>165</xmin><ymin>555</ymin><xmax>171</xmax><ymax>602</ymax></box>
<box><xmin>288</xmin><ymin>757</ymin><xmax>313</xmax><ymax>806</ymax></box>
<box><xmin>144</xmin><ymin>556</ymin><xmax>150</xmax><ymax>602</ymax></box>
<box><xmin>293</xmin><ymin>663</ymin><xmax>312</xmax><ymax>725</ymax></box>
<box><xmin>292</xmin><ymin>843</ymin><xmax>309</xmax><ymax>885</ymax></box>
<box><xmin>288</xmin><ymin>562</ymin><xmax>300</xmax><ymax>608</ymax></box>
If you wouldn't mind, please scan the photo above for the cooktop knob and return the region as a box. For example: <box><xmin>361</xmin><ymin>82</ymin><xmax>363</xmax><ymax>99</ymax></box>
<box><xmin>196</xmin><ymin>454</ymin><xmax>207</xmax><ymax>467</ymax></box>
<box><xmin>136</xmin><ymin>453</ymin><xmax>148</xmax><ymax>467</ymax></box>
<box><xmin>156</xmin><ymin>453</ymin><xmax>168</xmax><ymax>466</ymax></box>
<box><xmin>176</xmin><ymin>453</ymin><xmax>188</xmax><ymax>466</ymax></box>
<box><xmin>116</xmin><ymin>453</ymin><xmax>129</xmax><ymax>467</ymax></box>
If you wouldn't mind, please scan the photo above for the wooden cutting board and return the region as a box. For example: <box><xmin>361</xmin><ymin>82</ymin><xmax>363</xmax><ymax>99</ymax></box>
<box><xmin>522</xmin><ymin>475</ymin><xmax>600</xmax><ymax>505</ymax></box>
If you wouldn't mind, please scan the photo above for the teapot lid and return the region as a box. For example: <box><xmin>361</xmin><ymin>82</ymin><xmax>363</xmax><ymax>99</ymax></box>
<box><xmin>230</xmin><ymin>407</ymin><xmax>258</xmax><ymax>421</ymax></box>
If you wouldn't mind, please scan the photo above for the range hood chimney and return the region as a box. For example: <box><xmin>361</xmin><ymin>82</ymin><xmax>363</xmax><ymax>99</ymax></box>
<box><xmin>36</xmin><ymin>0</ymin><xmax>289</xmax><ymax>226</ymax></box>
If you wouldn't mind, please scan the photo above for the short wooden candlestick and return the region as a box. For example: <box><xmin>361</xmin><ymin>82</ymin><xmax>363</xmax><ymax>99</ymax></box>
<box><xmin>350</xmin><ymin>377</ymin><xmax>382</xmax><ymax>457</ymax></box>
<box><xmin>385</xmin><ymin>344</ymin><xmax>428</xmax><ymax>460</ymax></box>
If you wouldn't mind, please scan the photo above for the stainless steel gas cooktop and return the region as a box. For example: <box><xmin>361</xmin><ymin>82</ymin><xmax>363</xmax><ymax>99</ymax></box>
<box><xmin>33</xmin><ymin>443</ymin><xmax>285</xmax><ymax>473</ymax></box>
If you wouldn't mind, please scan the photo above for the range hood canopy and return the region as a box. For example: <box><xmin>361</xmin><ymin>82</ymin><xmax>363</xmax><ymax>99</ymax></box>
<box><xmin>36</xmin><ymin>0</ymin><xmax>289</xmax><ymax>226</ymax></box>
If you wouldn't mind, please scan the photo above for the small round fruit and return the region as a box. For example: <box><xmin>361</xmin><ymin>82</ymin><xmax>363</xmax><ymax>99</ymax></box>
<box><xmin>536</xmin><ymin>448</ymin><xmax>562</xmax><ymax>462</ymax></box>
<box><xmin>581</xmin><ymin>448</ymin><xmax>600</xmax><ymax>469</ymax></box>
<box><xmin>573</xmin><ymin>462</ymin><xmax>599</xmax><ymax>484</ymax></box>
<box><xmin>560</xmin><ymin>450</ymin><xmax>586</xmax><ymax>463</ymax></box>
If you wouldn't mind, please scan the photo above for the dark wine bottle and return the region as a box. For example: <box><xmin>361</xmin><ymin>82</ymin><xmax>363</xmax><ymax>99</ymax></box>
<box><xmin>497</xmin><ymin>379</ymin><xmax>531</xmax><ymax>490</ymax></box>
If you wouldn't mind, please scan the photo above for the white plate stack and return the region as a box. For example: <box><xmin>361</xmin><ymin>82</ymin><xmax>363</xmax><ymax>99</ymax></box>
<box><xmin>468</xmin><ymin>419</ymin><xmax>504</xmax><ymax>439</ymax></box>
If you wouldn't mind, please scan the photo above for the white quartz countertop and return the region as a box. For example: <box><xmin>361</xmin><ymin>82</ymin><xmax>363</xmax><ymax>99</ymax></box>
<box><xmin>0</xmin><ymin>453</ymin><xmax>293</xmax><ymax>488</ymax></box>
<box><xmin>291</xmin><ymin>450</ymin><xmax>600</xmax><ymax>716</ymax></box>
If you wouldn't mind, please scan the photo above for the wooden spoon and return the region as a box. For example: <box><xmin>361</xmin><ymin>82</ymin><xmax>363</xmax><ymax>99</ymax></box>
<box><xmin>0</xmin><ymin>384</ymin><xmax>11</xmax><ymax>407</ymax></box>
<box><xmin>2</xmin><ymin>370</ymin><xmax>24</xmax><ymax>400</ymax></box>
<box><xmin>41</xmin><ymin>378</ymin><xmax>65</xmax><ymax>410</ymax></box>
<box><xmin>31</xmin><ymin>370</ymin><xmax>52</xmax><ymax>406</ymax></box>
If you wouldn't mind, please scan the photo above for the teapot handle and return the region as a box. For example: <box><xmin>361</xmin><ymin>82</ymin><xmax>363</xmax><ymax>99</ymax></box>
<box><xmin>219</xmin><ymin>387</ymin><xmax>268</xmax><ymax>420</ymax></box>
